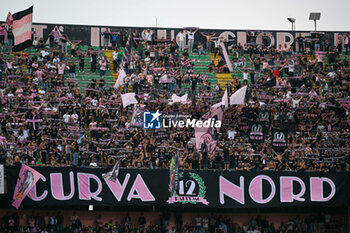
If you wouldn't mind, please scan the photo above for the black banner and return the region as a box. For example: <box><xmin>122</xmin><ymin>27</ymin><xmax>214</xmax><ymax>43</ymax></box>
<box><xmin>6</xmin><ymin>167</ymin><xmax>350</xmax><ymax>209</ymax></box>
<box><xmin>1</xmin><ymin>21</ymin><xmax>348</xmax><ymax>50</ymax></box>
<box><xmin>257</xmin><ymin>111</ymin><xmax>270</xmax><ymax>122</ymax></box>
<box><xmin>249</xmin><ymin>122</ymin><xmax>265</xmax><ymax>143</ymax></box>
<box><xmin>272</xmin><ymin>130</ymin><xmax>288</xmax><ymax>151</ymax></box>
<box><xmin>155</xmin><ymin>129</ymin><xmax>169</xmax><ymax>141</ymax></box>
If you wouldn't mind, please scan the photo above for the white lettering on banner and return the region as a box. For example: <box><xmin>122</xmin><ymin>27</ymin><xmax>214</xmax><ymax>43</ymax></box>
<box><xmin>280</xmin><ymin>176</ymin><xmax>306</xmax><ymax>202</ymax></box>
<box><xmin>91</xmin><ymin>27</ymin><xmax>100</xmax><ymax>47</ymax></box>
<box><xmin>32</xmin><ymin>25</ymin><xmax>47</xmax><ymax>41</ymax></box>
<box><xmin>171</xmin><ymin>30</ymin><xmax>175</xmax><ymax>41</ymax></box>
<box><xmin>310</xmin><ymin>177</ymin><xmax>336</xmax><ymax>202</ymax></box>
<box><xmin>219</xmin><ymin>175</ymin><xmax>337</xmax><ymax>205</ymax></box>
<box><xmin>50</xmin><ymin>172</ymin><xmax>75</xmax><ymax>201</ymax></box>
<box><xmin>127</xmin><ymin>174</ymin><xmax>155</xmax><ymax>201</ymax></box>
<box><xmin>157</xmin><ymin>30</ymin><xmax>167</xmax><ymax>39</ymax></box>
<box><xmin>256</xmin><ymin>32</ymin><xmax>274</xmax><ymax>48</ymax></box>
<box><xmin>219</xmin><ymin>176</ymin><xmax>245</xmax><ymax>204</ymax></box>
<box><xmin>276</xmin><ymin>32</ymin><xmax>294</xmax><ymax>48</ymax></box>
<box><xmin>219</xmin><ymin>31</ymin><xmax>236</xmax><ymax>49</ymax></box>
<box><xmin>104</xmin><ymin>173</ymin><xmax>131</xmax><ymax>201</ymax></box>
<box><xmin>249</xmin><ymin>175</ymin><xmax>276</xmax><ymax>204</ymax></box>
<box><xmin>237</xmin><ymin>31</ymin><xmax>247</xmax><ymax>46</ymax></box>
<box><xmin>21</xmin><ymin>171</ymin><xmax>339</xmax><ymax>206</ymax></box>
<box><xmin>28</xmin><ymin>176</ymin><xmax>48</xmax><ymax>201</ymax></box>
<box><xmin>77</xmin><ymin>173</ymin><xmax>103</xmax><ymax>201</ymax></box>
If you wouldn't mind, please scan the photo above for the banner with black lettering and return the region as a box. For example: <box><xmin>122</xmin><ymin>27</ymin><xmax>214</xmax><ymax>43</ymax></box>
<box><xmin>249</xmin><ymin>122</ymin><xmax>265</xmax><ymax>143</ymax></box>
<box><xmin>6</xmin><ymin>167</ymin><xmax>350</xmax><ymax>209</ymax></box>
<box><xmin>272</xmin><ymin>130</ymin><xmax>288</xmax><ymax>151</ymax></box>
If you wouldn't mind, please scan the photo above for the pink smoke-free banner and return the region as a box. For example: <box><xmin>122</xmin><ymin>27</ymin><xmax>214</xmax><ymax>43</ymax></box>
<box><xmin>12</xmin><ymin>164</ymin><xmax>43</xmax><ymax>209</ymax></box>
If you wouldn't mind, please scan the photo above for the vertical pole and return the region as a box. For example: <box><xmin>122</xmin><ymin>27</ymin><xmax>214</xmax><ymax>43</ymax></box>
<box><xmin>346</xmin><ymin>206</ymin><xmax>350</xmax><ymax>232</ymax></box>
<box><xmin>156</xmin><ymin>17</ymin><xmax>158</xmax><ymax>28</ymax></box>
<box><xmin>314</xmin><ymin>20</ymin><xmax>317</xmax><ymax>31</ymax></box>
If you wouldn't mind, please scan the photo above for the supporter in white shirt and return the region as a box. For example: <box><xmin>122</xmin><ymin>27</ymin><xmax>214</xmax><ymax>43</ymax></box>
<box><xmin>243</xmin><ymin>72</ymin><xmax>249</xmax><ymax>80</ymax></box>
<box><xmin>178</xmin><ymin>31</ymin><xmax>186</xmax><ymax>52</ymax></box>
<box><xmin>112</xmin><ymin>51</ymin><xmax>118</xmax><ymax>60</ymax></box>
<box><xmin>40</xmin><ymin>49</ymin><xmax>50</xmax><ymax>58</ymax></box>
<box><xmin>91</xmin><ymin>98</ymin><xmax>98</xmax><ymax>106</ymax></box>
<box><xmin>63</xmin><ymin>113</ymin><xmax>71</xmax><ymax>123</ymax></box>
<box><xmin>145</xmin><ymin>29</ymin><xmax>153</xmax><ymax>42</ymax></box>
<box><xmin>32</xmin><ymin>37</ymin><xmax>38</xmax><ymax>47</ymax></box>
<box><xmin>228</xmin><ymin>130</ymin><xmax>237</xmax><ymax>139</ymax></box>
<box><xmin>89</xmin><ymin>159</ymin><xmax>98</xmax><ymax>167</ymax></box>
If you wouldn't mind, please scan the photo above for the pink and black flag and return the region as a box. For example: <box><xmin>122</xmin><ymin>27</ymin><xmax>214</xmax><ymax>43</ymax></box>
<box><xmin>12</xmin><ymin>6</ymin><xmax>33</xmax><ymax>52</ymax></box>
<box><xmin>12</xmin><ymin>164</ymin><xmax>43</xmax><ymax>209</ymax></box>
<box><xmin>194</xmin><ymin>107</ymin><xmax>223</xmax><ymax>153</ymax></box>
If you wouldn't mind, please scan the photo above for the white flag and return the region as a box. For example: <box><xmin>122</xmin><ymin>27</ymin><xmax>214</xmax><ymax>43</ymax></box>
<box><xmin>102</xmin><ymin>159</ymin><xmax>120</xmax><ymax>182</ymax></box>
<box><xmin>114</xmin><ymin>69</ymin><xmax>126</xmax><ymax>89</ymax></box>
<box><xmin>211</xmin><ymin>88</ymin><xmax>228</xmax><ymax>109</ymax></box>
<box><xmin>229</xmin><ymin>86</ymin><xmax>247</xmax><ymax>105</ymax></box>
<box><xmin>121</xmin><ymin>93</ymin><xmax>138</xmax><ymax>108</ymax></box>
<box><xmin>171</xmin><ymin>93</ymin><xmax>188</xmax><ymax>104</ymax></box>
<box><xmin>180</xmin><ymin>93</ymin><xmax>188</xmax><ymax>102</ymax></box>
<box><xmin>222</xmin><ymin>89</ymin><xmax>228</xmax><ymax>109</ymax></box>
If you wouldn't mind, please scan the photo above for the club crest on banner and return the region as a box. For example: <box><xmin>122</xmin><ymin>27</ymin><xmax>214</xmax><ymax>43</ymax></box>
<box><xmin>167</xmin><ymin>172</ymin><xmax>209</xmax><ymax>205</ymax></box>
<box><xmin>249</xmin><ymin>122</ymin><xmax>265</xmax><ymax>143</ymax></box>
<box><xmin>272</xmin><ymin>130</ymin><xmax>288</xmax><ymax>150</ymax></box>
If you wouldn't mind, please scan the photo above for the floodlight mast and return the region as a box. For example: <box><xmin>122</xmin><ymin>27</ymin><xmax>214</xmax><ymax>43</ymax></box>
<box><xmin>309</xmin><ymin>13</ymin><xmax>321</xmax><ymax>31</ymax></box>
<box><xmin>287</xmin><ymin>18</ymin><xmax>296</xmax><ymax>31</ymax></box>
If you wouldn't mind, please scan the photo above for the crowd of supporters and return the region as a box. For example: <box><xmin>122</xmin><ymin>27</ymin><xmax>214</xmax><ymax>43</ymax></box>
<box><xmin>0</xmin><ymin>211</ymin><xmax>347</xmax><ymax>233</ymax></box>
<box><xmin>0</xmin><ymin>27</ymin><xmax>349</xmax><ymax>172</ymax></box>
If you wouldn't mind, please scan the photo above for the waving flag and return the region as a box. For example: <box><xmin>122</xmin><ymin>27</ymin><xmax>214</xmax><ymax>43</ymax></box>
<box><xmin>6</xmin><ymin>12</ymin><xmax>13</xmax><ymax>27</ymax></box>
<box><xmin>102</xmin><ymin>159</ymin><xmax>120</xmax><ymax>182</ymax></box>
<box><xmin>211</xmin><ymin>88</ymin><xmax>228</xmax><ymax>109</ymax></box>
<box><xmin>121</xmin><ymin>93</ymin><xmax>138</xmax><ymax>108</ymax></box>
<box><xmin>114</xmin><ymin>69</ymin><xmax>126</xmax><ymax>89</ymax></box>
<box><xmin>130</xmin><ymin>107</ymin><xmax>146</xmax><ymax>127</ymax></box>
<box><xmin>120</xmin><ymin>33</ymin><xmax>133</xmax><ymax>68</ymax></box>
<box><xmin>220</xmin><ymin>43</ymin><xmax>233</xmax><ymax>72</ymax></box>
<box><xmin>169</xmin><ymin>151</ymin><xmax>179</xmax><ymax>196</ymax></box>
<box><xmin>12</xmin><ymin>6</ymin><xmax>33</xmax><ymax>52</ymax></box>
<box><xmin>12</xmin><ymin>164</ymin><xmax>43</xmax><ymax>209</ymax></box>
<box><xmin>171</xmin><ymin>93</ymin><xmax>188</xmax><ymax>104</ymax></box>
<box><xmin>195</xmin><ymin>107</ymin><xmax>223</xmax><ymax>153</ymax></box>
<box><xmin>230</xmin><ymin>86</ymin><xmax>247</xmax><ymax>105</ymax></box>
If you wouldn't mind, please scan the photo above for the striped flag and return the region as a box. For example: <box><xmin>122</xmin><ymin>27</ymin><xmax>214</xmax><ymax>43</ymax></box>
<box><xmin>12</xmin><ymin>6</ymin><xmax>33</xmax><ymax>52</ymax></box>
